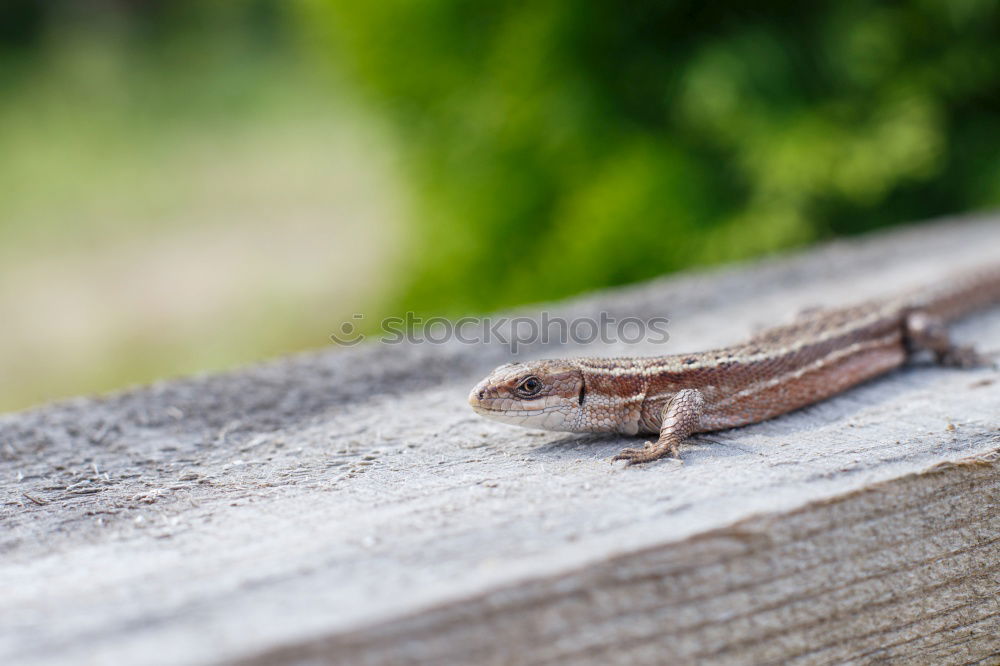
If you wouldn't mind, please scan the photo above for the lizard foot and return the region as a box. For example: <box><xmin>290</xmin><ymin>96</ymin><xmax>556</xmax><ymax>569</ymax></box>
<box><xmin>935</xmin><ymin>345</ymin><xmax>993</xmax><ymax>369</ymax></box>
<box><xmin>613</xmin><ymin>389</ymin><xmax>703</xmax><ymax>466</ymax></box>
<box><xmin>906</xmin><ymin>311</ymin><xmax>995</xmax><ymax>369</ymax></box>
<box><xmin>611</xmin><ymin>440</ymin><xmax>681</xmax><ymax>466</ymax></box>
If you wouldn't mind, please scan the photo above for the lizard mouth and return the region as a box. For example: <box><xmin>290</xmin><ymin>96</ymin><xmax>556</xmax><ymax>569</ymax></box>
<box><xmin>469</xmin><ymin>403</ymin><xmax>544</xmax><ymax>416</ymax></box>
<box><xmin>468</xmin><ymin>391</ymin><xmax>559</xmax><ymax>418</ymax></box>
<box><xmin>468</xmin><ymin>385</ymin><xmax>546</xmax><ymax>414</ymax></box>
<box><xmin>469</xmin><ymin>402</ymin><xmax>572</xmax><ymax>431</ymax></box>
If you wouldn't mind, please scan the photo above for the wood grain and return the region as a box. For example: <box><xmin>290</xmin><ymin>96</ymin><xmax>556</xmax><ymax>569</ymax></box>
<box><xmin>1</xmin><ymin>214</ymin><xmax>998</xmax><ymax>665</ymax></box>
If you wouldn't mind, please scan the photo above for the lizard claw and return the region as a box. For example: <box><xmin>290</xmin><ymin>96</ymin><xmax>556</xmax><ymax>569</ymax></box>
<box><xmin>936</xmin><ymin>345</ymin><xmax>992</xmax><ymax>368</ymax></box>
<box><xmin>611</xmin><ymin>445</ymin><xmax>650</xmax><ymax>463</ymax></box>
<box><xmin>611</xmin><ymin>441</ymin><xmax>681</xmax><ymax>466</ymax></box>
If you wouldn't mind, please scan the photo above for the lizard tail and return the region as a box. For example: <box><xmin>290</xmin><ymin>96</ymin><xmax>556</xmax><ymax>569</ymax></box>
<box><xmin>913</xmin><ymin>263</ymin><xmax>1000</xmax><ymax>323</ymax></box>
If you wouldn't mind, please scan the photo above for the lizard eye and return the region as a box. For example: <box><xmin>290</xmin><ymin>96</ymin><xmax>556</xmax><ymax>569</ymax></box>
<box><xmin>516</xmin><ymin>376</ymin><xmax>543</xmax><ymax>397</ymax></box>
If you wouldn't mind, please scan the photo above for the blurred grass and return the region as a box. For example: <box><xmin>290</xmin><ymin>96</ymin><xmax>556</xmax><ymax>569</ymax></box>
<box><xmin>0</xmin><ymin>8</ymin><xmax>407</xmax><ymax>411</ymax></box>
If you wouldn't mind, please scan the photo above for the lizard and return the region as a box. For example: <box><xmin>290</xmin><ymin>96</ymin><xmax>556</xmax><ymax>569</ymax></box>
<box><xmin>467</xmin><ymin>264</ymin><xmax>1000</xmax><ymax>465</ymax></box>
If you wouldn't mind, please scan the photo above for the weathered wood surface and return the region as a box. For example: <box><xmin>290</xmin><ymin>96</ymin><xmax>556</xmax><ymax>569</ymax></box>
<box><xmin>1</xmin><ymin>215</ymin><xmax>999</xmax><ymax>666</ymax></box>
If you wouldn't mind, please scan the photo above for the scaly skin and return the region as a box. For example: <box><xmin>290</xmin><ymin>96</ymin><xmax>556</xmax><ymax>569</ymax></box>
<box><xmin>468</xmin><ymin>265</ymin><xmax>1000</xmax><ymax>465</ymax></box>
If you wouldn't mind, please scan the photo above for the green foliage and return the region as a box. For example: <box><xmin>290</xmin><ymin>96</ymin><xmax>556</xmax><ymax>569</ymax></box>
<box><xmin>302</xmin><ymin>0</ymin><xmax>1000</xmax><ymax>315</ymax></box>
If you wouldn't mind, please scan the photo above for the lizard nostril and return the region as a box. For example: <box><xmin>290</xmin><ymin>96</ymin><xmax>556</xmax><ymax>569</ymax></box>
<box><xmin>477</xmin><ymin>388</ymin><xmax>486</xmax><ymax>400</ymax></box>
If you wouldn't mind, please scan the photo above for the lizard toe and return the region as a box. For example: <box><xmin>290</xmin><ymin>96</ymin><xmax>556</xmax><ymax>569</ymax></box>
<box><xmin>611</xmin><ymin>444</ymin><xmax>651</xmax><ymax>463</ymax></box>
<box><xmin>612</xmin><ymin>441</ymin><xmax>682</xmax><ymax>465</ymax></box>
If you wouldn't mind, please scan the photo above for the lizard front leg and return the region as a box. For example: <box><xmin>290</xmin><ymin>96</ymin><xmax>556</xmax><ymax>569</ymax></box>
<box><xmin>612</xmin><ymin>388</ymin><xmax>705</xmax><ymax>466</ymax></box>
<box><xmin>905</xmin><ymin>311</ymin><xmax>991</xmax><ymax>368</ymax></box>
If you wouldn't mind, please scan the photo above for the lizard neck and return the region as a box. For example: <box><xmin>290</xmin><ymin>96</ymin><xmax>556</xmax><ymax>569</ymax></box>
<box><xmin>576</xmin><ymin>361</ymin><xmax>649</xmax><ymax>435</ymax></box>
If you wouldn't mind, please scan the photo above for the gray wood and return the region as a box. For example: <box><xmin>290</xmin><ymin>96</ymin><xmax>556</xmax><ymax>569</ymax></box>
<box><xmin>2</xmin><ymin>214</ymin><xmax>999</xmax><ymax>666</ymax></box>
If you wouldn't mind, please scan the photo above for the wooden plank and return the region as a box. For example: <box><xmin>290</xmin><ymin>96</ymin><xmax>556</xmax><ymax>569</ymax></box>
<box><xmin>236</xmin><ymin>454</ymin><xmax>1000</xmax><ymax>666</ymax></box>
<box><xmin>1</xmin><ymin>214</ymin><xmax>999</xmax><ymax>665</ymax></box>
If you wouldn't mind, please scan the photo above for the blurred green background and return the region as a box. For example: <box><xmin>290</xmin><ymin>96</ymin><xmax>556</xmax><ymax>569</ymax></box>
<box><xmin>2</xmin><ymin>0</ymin><xmax>999</xmax><ymax>411</ymax></box>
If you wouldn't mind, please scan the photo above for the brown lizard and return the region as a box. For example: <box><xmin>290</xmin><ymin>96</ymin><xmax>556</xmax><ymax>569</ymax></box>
<box><xmin>468</xmin><ymin>265</ymin><xmax>1000</xmax><ymax>465</ymax></box>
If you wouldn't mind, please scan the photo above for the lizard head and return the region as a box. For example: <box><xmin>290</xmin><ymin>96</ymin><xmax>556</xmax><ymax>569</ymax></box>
<box><xmin>468</xmin><ymin>359</ymin><xmax>585</xmax><ymax>431</ymax></box>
